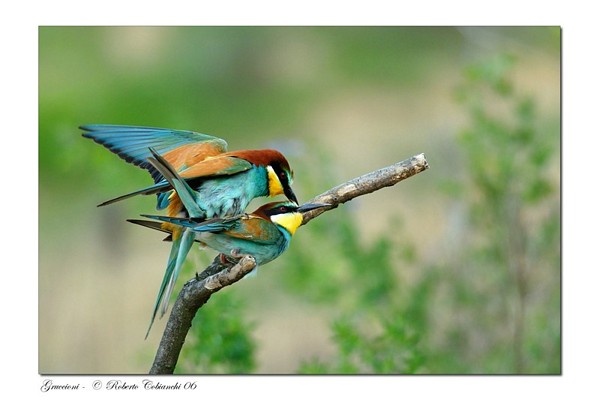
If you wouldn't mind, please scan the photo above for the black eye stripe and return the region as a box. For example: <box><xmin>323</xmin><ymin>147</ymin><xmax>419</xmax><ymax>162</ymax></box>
<box><xmin>265</xmin><ymin>205</ymin><xmax>296</xmax><ymax>216</ymax></box>
<box><xmin>271</xmin><ymin>165</ymin><xmax>288</xmax><ymax>183</ymax></box>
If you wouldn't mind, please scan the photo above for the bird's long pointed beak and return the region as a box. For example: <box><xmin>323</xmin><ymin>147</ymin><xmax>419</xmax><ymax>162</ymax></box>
<box><xmin>297</xmin><ymin>202</ymin><xmax>330</xmax><ymax>213</ymax></box>
<box><xmin>284</xmin><ymin>185</ymin><xmax>299</xmax><ymax>206</ymax></box>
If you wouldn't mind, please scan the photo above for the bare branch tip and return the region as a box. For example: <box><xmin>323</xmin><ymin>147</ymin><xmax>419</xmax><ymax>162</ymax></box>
<box><xmin>239</xmin><ymin>255</ymin><xmax>257</xmax><ymax>271</ymax></box>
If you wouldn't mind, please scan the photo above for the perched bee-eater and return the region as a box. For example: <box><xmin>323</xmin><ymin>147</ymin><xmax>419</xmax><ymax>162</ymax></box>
<box><xmin>81</xmin><ymin>125</ymin><xmax>299</xmax><ymax>334</ymax></box>
<box><xmin>80</xmin><ymin>125</ymin><xmax>298</xmax><ymax>212</ymax></box>
<box><xmin>137</xmin><ymin>200</ymin><xmax>326</xmax><ymax>265</ymax></box>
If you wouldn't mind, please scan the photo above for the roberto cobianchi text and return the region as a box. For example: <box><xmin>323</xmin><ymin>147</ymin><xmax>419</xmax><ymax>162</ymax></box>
<box><xmin>40</xmin><ymin>379</ymin><xmax>199</xmax><ymax>392</ymax></box>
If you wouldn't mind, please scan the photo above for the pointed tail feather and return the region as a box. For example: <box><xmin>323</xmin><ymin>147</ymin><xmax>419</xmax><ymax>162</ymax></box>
<box><xmin>145</xmin><ymin>227</ymin><xmax>196</xmax><ymax>339</ymax></box>
<box><xmin>141</xmin><ymin>213</ymin><xmax>239</xmax><ymax>233</ymax></box>
<box><xmin>159</xmin><ymin>229</ymin><xmax>195</xmax><ymax>317</ymax></box>
<box><xmin>128</xmin><ymin>218</ymin><xmax>210</xmax><ymax>242</ymax></box>
<box><xmin>98</xmin><ymin>181</ymin><xmax>170</xmax><ymax>207</ymax></box>
<box><xmin>140</xmin><ymin>214</ymin><xmax>199</xmax><ymax>229</ymax></box>
<box><xmin>145</xmin><ymin>234</ymin><xmax>181</xmax><ymax>340</ymax></box>
<box><xmin>126</xmin><ymin>219</ymin><xmax>169</xmax><ymax>233</ymax></box>
<box><xmin>127</xmin><ymin>219</ymin><xmax>173</xmax><ymax>241</ymax></box>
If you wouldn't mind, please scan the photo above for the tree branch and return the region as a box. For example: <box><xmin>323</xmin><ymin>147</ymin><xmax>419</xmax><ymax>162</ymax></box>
<box><xmin>148</xmin><ymin>255</ymin><xmax>257</xmax><ymax>374</ymax></box>
<box><xmin>149</xmin><ymin>153</ymin><xmax>429</xmax><ymax>374</ymax></box>
<box><xmin>301</xmin><ymin>153</ymin><xmax>430</xmax><ymax>225</ymax></box>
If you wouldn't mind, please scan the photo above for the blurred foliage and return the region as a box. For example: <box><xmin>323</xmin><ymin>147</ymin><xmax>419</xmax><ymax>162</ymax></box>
<box><xmin>431</xmin><ymin>55</ymin><xmax>560</xmax><ymax>373</ymax></box>
<box><xmin>282</xmin><ymin>55</ymin><xmax>558</xmax><ymax>374</ymax></box>
<box><xmin>176</xmin><ymin>291</ymin><xmax>256</xmax><ymax>374</ymax></box>
<box><xmin>286</xmin><ymin>200</ymin><xmax>425</xmax><ymax>374</ymax></box>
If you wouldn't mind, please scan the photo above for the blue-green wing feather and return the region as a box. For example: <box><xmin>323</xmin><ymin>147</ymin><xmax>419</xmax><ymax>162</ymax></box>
<box><xmin>141</xmin><ymin>214</ymin><xmax>241</xmax><ymax>232</ymax></box>
<box><xmin>81</xmin><ymin>124</ymin><xmax>228</xmax><ymax>183</ymax></box>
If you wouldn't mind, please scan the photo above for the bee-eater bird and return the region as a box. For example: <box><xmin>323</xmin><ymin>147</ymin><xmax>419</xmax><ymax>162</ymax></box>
<box><xmin>136</xmin><ymin>199</ymin><xmax>327</xmax><ymax>266</ymax></box>
<box><xmin>80</xmin><ymin>125</ymin><xmax>298</xmax><ymax>212</ymax></box>
<box><xmin>129</xmin><ymin>198</ymin><xmax>326</xmax><ymax>338</ymax></box>
<box><xmin>81</xmin><ymin>125</ymin><xmax>299</xmax><ymax>334</ymax></box>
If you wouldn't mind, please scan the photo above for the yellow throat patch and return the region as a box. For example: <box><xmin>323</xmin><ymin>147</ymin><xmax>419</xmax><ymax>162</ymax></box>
<box><xmin>271</xmin><ymin>212</ymin><xmax>303</xmax><ymax>236</ymax></box>
<box><xmin>267</xmin><ymin>165</ymin><xmax>284</xmax><ymax>197</ymax></box>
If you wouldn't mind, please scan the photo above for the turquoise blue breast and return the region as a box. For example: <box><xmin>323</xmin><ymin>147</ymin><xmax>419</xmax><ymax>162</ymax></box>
<box><xmin>157</xmin><ymin>165</ymin><xmax>269</xmax><ymax>217</ymax></box>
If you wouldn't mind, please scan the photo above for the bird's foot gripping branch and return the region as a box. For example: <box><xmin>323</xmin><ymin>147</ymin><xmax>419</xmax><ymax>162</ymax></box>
<box><xmin>149</xmin><ymin>153</ymin><xmax>429</xmax><ymax>374</ymax></box>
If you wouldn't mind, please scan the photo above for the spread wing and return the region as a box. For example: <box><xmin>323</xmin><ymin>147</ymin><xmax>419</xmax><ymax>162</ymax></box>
<box><xmin>97</xmin><ymin>154</ymin><xmax>254</xmax><ymax>207</ymax></box>
<box><xmin>81</xmin><ymin>124</ymin><xmax>228</xmax><ymax>183</ymax></box>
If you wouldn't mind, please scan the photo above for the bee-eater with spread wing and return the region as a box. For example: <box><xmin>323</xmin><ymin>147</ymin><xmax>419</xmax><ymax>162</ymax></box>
<box><xmin>81</xmin><ymin>125</ymin><xmax>299</xmax><ymax>335</ymax></box>
<box><xmin>80</xmin><ymin>125</ymin><xmax>298</xmax><ymax>212</ymax></box>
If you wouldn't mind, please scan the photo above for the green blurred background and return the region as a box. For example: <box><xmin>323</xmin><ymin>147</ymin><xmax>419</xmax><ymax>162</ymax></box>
<box><xmin>39</xmin><ymin>26</ymin><xmax>560</xmax><ymax>374</ymax></box>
